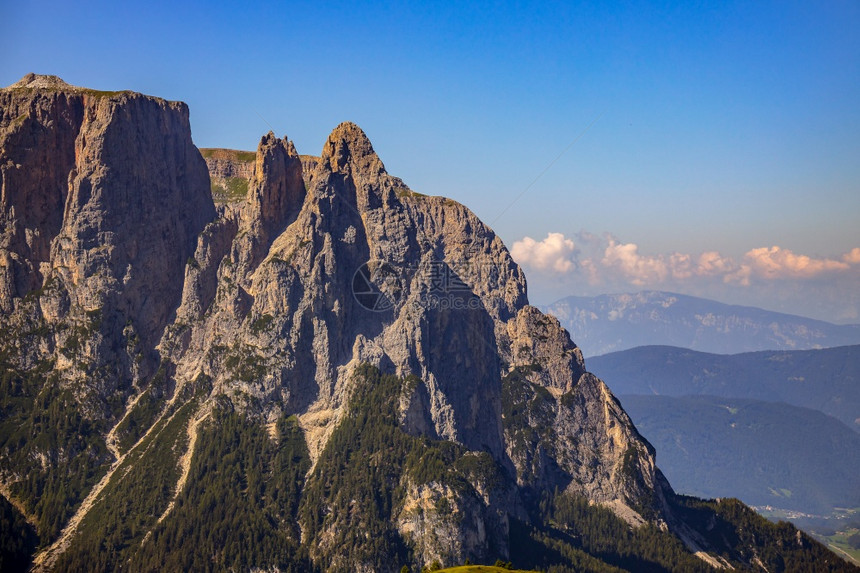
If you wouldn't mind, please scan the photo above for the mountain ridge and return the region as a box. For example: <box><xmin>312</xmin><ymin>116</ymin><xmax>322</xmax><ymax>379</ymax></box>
<box><xmin>588</xmin><ymin>344</ymin><xmax>860</xmax><ymax>433</ymax></box>
<box><xmin>544</xmin><ymin>291</ymin><xmax>860</xmax><ymax>357</ymax></box>
<box><xmin>618</xmin><ymin>394</ymin><xmax>860</xmax><ymax>514</ymax></box>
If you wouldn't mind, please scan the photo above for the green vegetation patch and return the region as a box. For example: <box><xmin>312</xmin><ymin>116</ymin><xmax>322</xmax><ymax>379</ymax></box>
<box><xmin>55</xmin><ymin>395</ymin><xmax>202</xmax><ymax>572</ymax></box>
<box><xmin>78</xmin><ymin>88</ymin><xmax>127</xmax><ymax>97</ymax></box>
<box><xmin>436</xmin><ymin>566</ymin><xmax>539</xmax><ymax>573</ymax></box>
<box><xmin>200</xmin><ymin>148</ymin><xmax>256</xmax><ymax>162</ymax></box>
<box><xmin>815</xmin><ymin>526</ymin><xmax>860</xmax><ymax>567</ymax></box>
<box><xmin>233</xmin><ymin>150</ymin><xmax>256</xmax><ymax>162</ymax></box>
<box><xmin>211</xmin><ymin>176</ymin><xmax>250</xmax><ymax>203</ymax></box>
<box><xmin>514</xmin><ymin>491</ymin><xmax>711</xmax><ymax>573</ymax></box>
<box><xmin>113</xmin><ymin>362</ymin><xmax>173</xmax><ymax>454</ymax></box>
<box><xmin>501</xmin><ymin>366</ymin><xmax>556</xmax><ymax>468</ymax></box>
<box><xmin>0</xmin><ymin>494</ymin><xmax>38</xmax><ymax>571</ymax></box>
<box><xmin>59</xmin><ymin>310</ymin><xmax>102</xmax><ymax>361</ymax></box>
<box><xmin>0</xmin><ymin>356</ymin><xmax>110</xmax><ymax>544</ymax></box>
<box><xmin>673</xmin><ymin>495</ymin><xmax>852</xmax><ymax>572</ymax></box>
<box><xmin>129</xmin><ymin>410</ymin><xmax>312</xmax><ymax>572</ymax></box>
<box><xmin>223</xmin><ymin>343</ymin><xmax>267</xmax><ymax>384</ymax></box>
<box><xmin>516</xmin><ymin>488</ymin><xmax>854</xmax><ymax>572</ymax></box>
<box><xmin>249</xmin><ymin>313</ymin><xmax>275</xmax><ymax>335</ymax></box>
<box><xmin>396</xmin><ymin>188</ymin><xmax>428</xmax><ymax>199</ymax></box>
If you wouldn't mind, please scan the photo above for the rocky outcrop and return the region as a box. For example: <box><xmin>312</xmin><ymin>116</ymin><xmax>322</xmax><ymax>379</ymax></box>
<box><xmin>234</xmin><ymin>132</ymin><xmax>305</xmax><ymax>276</ymax></box>
<box><xmin>200</xmin><ymin>148</ymin><xmax>255</xmax><ymax>181</ymax></box>
<box><xmin>52</xmin><ymin>91</ymin><xmax>214</xmax><ymax>348</ymax></box>
<box><xmin>300</xmin><ymin>154</ymin><xmax>321</xmax><ymax>188</ymax></box>
<box><xmin>160</xmin><ymin>119</ymin><xmax>665</xmax><ymax>567</ymax></box>
<box><xmin>200</xmin><ymin>147</ymin><xmax>255</xmax><ymax>208</ymax></box>
<box><xmin>0</xmin><ymin>75</ymin><xmax>216</xmax><ymax>570</ymax></box>
<box><xmin>201</xmin><ymin>147</ymin><xmax>320</xmax><ymax>209</ymax></box>
<box><xmin>0</xmin><ymin>76</ymin><xmax>667</xmax><ymax>571</ymax></box>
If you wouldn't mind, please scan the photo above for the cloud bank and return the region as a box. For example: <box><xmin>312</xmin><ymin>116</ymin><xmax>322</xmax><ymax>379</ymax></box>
<box><xmin>511</xmin><ymin>232</ymin><xmax>860</xmax><ymax>323</ymax></box>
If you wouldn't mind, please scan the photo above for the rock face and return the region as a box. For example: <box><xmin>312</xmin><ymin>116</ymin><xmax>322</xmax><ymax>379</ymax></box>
<box><xmin>1</xmin><ymin>81</ymin><xmax>84</xmax><ymax>308</ymax></box>
<box><xmin>200</xmin><ymin>147</ymin><xmax>255</xmax><ymax>205</ymax></box>
<box><xmin>0</xmin><ymin>76</ymin><xmax>848</xmax><ymax>573</ymax></box>
<box><xmin>1</xmin><ymin>74</ymin><xmax>214</xmax><ymax>397</ymax></box>
<box><xmin>201</xmin><ymin>148</ymin><xmax>256</xmax><ymax>181</ymax></box>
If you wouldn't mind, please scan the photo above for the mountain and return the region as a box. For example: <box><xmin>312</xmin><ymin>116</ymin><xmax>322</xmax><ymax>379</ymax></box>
<box><xmin>618</xmin><ymin>394</ymin><xmax>860</xmax><ymax>515</ymax></box>
<box><xmin>587</xmin><ymin>345</ymin><xmax>860</xmax><ymax>433</ymax></box>
<box><xmin>0</xmin><ymin>74</ymin><xmax>853</xmax><ymax>572</ymax></box>
<box><xmin>544</xmin><ymin>291</ymin><xmax>860</xmax><ymax>357</ymax></box>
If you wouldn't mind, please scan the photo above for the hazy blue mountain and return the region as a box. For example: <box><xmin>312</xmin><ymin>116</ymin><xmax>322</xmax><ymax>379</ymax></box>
<box><xmin>544</xmin><ymin>291</ymin><xmax>860</xmax><ymax>357</ymax></box>
<box><xmin>619</xmin><ymin>394</ymin><xmax>860</xmax><ymax>516</ymax></box>
<box><xmin>588</xmin><ymin>344</ymin><xmax>860</xmax><ymax>433</ymax></box>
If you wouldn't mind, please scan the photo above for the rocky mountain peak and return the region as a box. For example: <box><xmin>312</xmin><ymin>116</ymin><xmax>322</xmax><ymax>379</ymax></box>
<box><xmin>1</xmin><ymin>76</ymin><xmax>214</xmax><ymax>376</ymax></box>
<box><xmin>322</xmin><ymin>120</ymin><xmax>385</xmax><ymax>177</ymax></box>
<box><xmin>248</xmin><ymin>131</ymin><xmax>304</xmax><ymax>223</ymax></box>
<box><xmin>0</xmin><ymin>83</ymin><xmax>686</xmax><ymax>565</ymax></box>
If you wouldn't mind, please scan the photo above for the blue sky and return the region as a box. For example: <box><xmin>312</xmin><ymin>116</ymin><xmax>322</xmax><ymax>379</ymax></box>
<box><xmin>3</xmin><ymin>1</ymin><xmax>859</xmax><ymax>321</ymax></box>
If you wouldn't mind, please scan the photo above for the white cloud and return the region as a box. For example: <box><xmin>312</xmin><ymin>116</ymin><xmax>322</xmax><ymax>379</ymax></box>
<box><xmin>511</xmin><ymin>233</ymin><xmax>576</xmax><ymax>273</ymax></box>
<box><xmin>512</xmin><ymin>232</ymin><xmax>859</xmax><ymax>285</ymax></box>
<box><xmin>843</xmin><ymin>247</ymin><xmax>860</xmax><ymax>265</ymax></box>
<box><xmin>696</xmin><ymin>251</ymin><xmax>736</xmax><ymax>276</ymax></box>
<box><xmin>742</xmin><ymin>246</ymin><xmax>850</xmax><ymax>279</ymax></box>
<box><xmin>601</xmin><ymin>239</ymin><xmax>669</xmax><ymax>285</ymax></box>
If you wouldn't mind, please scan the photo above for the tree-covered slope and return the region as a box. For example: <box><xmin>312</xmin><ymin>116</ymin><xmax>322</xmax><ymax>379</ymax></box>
<box><xmin>619</xmin><ymin>394</ymin><xmax>860</xmax><ymax>514</ymax></box>
<box><xmin>41</xmin><ymin>366</ymin><xmax>860</xmax><ymax>572</ymax></box>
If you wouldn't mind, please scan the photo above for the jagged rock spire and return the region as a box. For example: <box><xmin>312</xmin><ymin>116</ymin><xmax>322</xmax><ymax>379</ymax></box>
<box><xmin>322</xmin><ymin>121</ymin><xmax>386</xmax><ymax>177</ymax></box>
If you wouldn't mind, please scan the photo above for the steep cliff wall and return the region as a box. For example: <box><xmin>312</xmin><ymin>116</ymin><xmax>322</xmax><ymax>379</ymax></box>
<box><xmin>1</xmin><ymin>74</ymin><xmax>215</xmax><ymax>350</ymax></box>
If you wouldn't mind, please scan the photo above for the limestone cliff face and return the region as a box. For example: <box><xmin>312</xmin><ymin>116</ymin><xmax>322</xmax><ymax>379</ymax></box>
<box><xmin>1</xmin><ymin>79</ymin><xmax>85</xmax><ymax>308</ymax></box>
<box><xmin>201</xmin><ymin>148</ymin><xmax>255</xmax><ymax>181</ymax></box>
<box><xmin>50</xmin><ymin>89</ymin><xmax>214</xmax><ymax>349</ymax></box>
<box><xmin>1</xmin><ymin>75</ymin><xmax>214</xmax><ymax>392</ymax></box>
<box><xmin>0</xmin><ymin>76</ymin><xmax>741</xmax><ymax>572</ymax></box>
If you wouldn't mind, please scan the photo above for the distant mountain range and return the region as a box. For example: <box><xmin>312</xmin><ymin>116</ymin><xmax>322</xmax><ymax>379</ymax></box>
<box><xmin>587</xmin><ymin>344</ymin><xmax>860</xmax><ymax>433</ymax></box>
<box><xmin>619</xmin><ymin>394</ymin><xmax>860</xmax><ymax>515</ymax></box>
<box><xmin>544</xmin><ymin>291</ymin><xmax>860</xmax><ymax>357</ymax></box>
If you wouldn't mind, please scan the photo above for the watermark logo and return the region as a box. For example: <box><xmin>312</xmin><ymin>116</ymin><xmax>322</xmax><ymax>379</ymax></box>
<box><xmin>352</xmin><ymin>260</ymin><xmax>489</xmax><ymax>312</ymax></box>
<box><xmin>352</xmin><ymin>261</ymin><xmax>404</xmax><ymax>311</ymax></box>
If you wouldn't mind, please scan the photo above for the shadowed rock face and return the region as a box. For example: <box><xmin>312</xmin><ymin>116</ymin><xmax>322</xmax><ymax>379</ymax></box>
<box><xmin>0</xmin><ymin>89</ymin><xmax>85</xmax><ymax>303</ymax></box>
<box><xmin>0</xmin><ymin>75</ymin><xmax>750</xmax><ymax>572</ymax></box>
